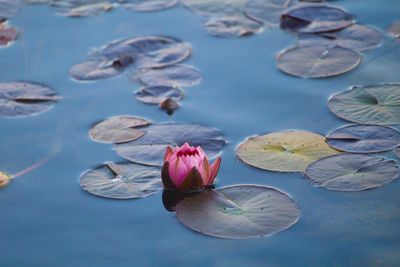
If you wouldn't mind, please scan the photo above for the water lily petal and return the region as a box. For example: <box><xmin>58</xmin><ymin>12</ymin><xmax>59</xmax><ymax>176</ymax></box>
<box><xmin>164</xmin><ymin>146</ymin><xmax>174</xmax><ymax>162</ymax></box>
<box><xmin>209</xmin><ymin>157</ymin><xmax>221</xmax><ymax>184</ymax></box>
<box><xmin>169</xmin><ymin>157</ymin><xmax>189</xmax><ymax>187</ymax></box>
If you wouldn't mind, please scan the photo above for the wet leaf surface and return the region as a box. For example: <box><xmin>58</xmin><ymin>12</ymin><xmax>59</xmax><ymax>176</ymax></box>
<box><xmin>180</xmin><ymin>0</ymin><xmax>247</xmax><ymax>16</ymax></box>
<box><xmin>51</xmin><ymin>0</ymin><xmax>115</xmax><ymax>17</ymax></box>
<box><xmin>121</xmin><ymin>0</ymin><xmax>178</xmax><ymax>12</ymax></box>
<box><xmin>176</xmin><ymin>185</ymin><xmax>300</xmax><ymax>239</ymax></box>
<box><xmin>0</xmin><ymin>82</ymin><xmax>59</xmax><ymax>117</ymax></box>
<box><xmin>326</xmin><ymin>124</ymin><xmax>400</xmax><ymax>153</ymax></box>
<box><xmin>90</xmin><ymin>115</ymin><xmax>150</xmax><ymax>144</ymax></box>
<box><xmin>69</xmin><ymin>60</ymin><xmax>123</xmax><ymax>81</ymax></box>
<box><xmin>280</xmin><ymin>5</ymin><xmax>354</xmax><ymax>33</ymax></box>
<box><xmin>204</xmin><ymin>16</ymin><xmax>263</xmax><ymax>37</ymax></box>
<box><xmin>80</xmin><ymin>162</ymin><xmax>162</xmax><ymax>199</ymax></box>
<box><xmin>0</xmin><ymin>0</ymin><xmax>22</xmax><ymax>20</ymax></box>
<box><xmin>245</xmin><ymin>0</ymin><xmax>298</xmax><ymax>25</ymax></box>
<box><xmin>237</xmin><ymin>131</ymin><xmax>340</xmax><ymax>172</ymax></box>
<box><xmin>298</xmin><ymin>24</ymin><xmax>384</xmax><ymax>52</ymax></box>
<box><xmin>328</xmin><ymin>84</ymin><xmax>400</xmax><ymax>125</ymax></box>
<box><xmin>136</xmin><ymin>64</ymin><xmax>201</xmax><ymax>88</ymax></box>
<box><xmin>277</xmin><ymin>45</ymin><xmax>361</xmax><ymax>78</ymax></box>
<box><xmin>114</xmin><ymin>123</ymin><xmax>226</xmax><ymax>166</ymax></box>
<box><xmin>304</xmin><ymin>154</ymin><xmax>400</xmax><ymax>191</ymax></box>
<box><xmin>135</xmin><ymin>86</ymin><xmax>183</xmax><ymax>104</ymax></box>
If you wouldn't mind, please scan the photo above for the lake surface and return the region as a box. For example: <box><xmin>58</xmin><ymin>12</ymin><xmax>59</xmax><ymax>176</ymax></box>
<box><xmin>1</xmin><ymin>1</ymin><xmax>400</xmax><ymax>266</ymax></box>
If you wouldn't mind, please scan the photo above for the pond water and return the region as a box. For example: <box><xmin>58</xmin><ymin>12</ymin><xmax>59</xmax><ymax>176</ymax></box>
<box><xmin>1</xmin><ymin>0</ymin><xmax>400</xmax><ymax>266</ymax></box>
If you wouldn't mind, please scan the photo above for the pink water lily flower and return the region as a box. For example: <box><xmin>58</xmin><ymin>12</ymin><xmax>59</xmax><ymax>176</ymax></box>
<box><xmin>162</xmin><ymin>143</ymin><xmax>221</xmax><ymax>192</ymax></box>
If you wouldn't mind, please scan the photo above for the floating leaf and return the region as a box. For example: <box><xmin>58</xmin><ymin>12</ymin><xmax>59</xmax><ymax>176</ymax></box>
<box><xmin>244</xmin><ymin>0</ymin><xmax>298</xmax><ymax>25</ymax></box>
<box><xmin>326</xmin><ymin>124</ymin><xmax>400</xmax><ymax>153</ymax></box>
<box><xmin>0</xmin><ymin>22</ymin><xmax>17</xmax><ymax>47</ymax></box>
<box><xmin>80</xmin><ymin>162</ymin><xmax>162</xmax><ymax>199</ymax></box>
<box><xmin>96</xmin><ymin>35</ymin><xmax>192</xmax><ymax>69</ymax></box>
<box><xmin>277</xmin><ymin>45</ymin><xmax>361</xmax><ymax>78</ymax></box>
<box><xmin>387</xmin><ymin>21</ymin><xmax>400</xmax><ymax>39</ymax></box>
<box><xmin>135</xmin><ymin>86</ymin><xmax>183</xmax><ymax>104</ymax></box>
<box><xmin>90</xmin><ymin>115</ymin><xmax>150</xmax><ymax>144</ymax></box>
<box><xmin>304</xmin><ymin>154</ymin><xmax>400</xmax><ymax>191</ymax></box>
<box><xmin>180</xmin><ymin>0</ymin><xmax>247</xmax><ymax>16</ymax></box>
<box><xmin>280</xmin><ymin>5</ymin><xmax>354</xmax><ymax>33</ymax></box>
<box><xmin>136</xmin><ymin>64</ymin><xmax>201</xmax><ymax>88</ymax></box>
<box><xmin>121</xmin><ymin>0</ymin><xmax>177</xmax><ymax>12</ymax></box>
<box><xmin>176</xmin><ymin>185</ymin><xmax>300</xmax><ymax>239</ymax></box>
<box><xmin>237</xmin><ymin>131</ymin><xmax>339</xmax><ymax>172</ymax></box>
<box><xmin>298</xmin><ymin>24</ymin><xmax>384</xmax><ymax>52</ymax></box>
<box><xmin>69</xmin><ymin>60</ymin><xmax>123</xmax><ymax>81</ymax></box>
<box><xmin>0</xmin><ymin>82</ymin><xmax>59</xmax><ymax>117</ymax></box>
<box><xmin>204</xmin><ymin>16</ymin><xmax>263</xmax><ymax>37</ymax></box>
<box><xmin>0</xmin><ymin>171</ymin><xmax>11</xmax><ymax>188</ymax></box>
<box><xmin>115</xmin><ymin>123</ymin><xmax>226</xmax><ymax>166</ymax></box>
<box><xmin>328</xmin><ymin>84</ymin><xmax>400</xmax><ymax>125</ymax></box>
<box><xmin>51</xmin><ymin>0</ymin><xmax>115</xmax><ymax>17</ymax></box>
<box><xmin>0</xmin><ymin>0</ymin><xmax>21</xmax><ymax>20</ymax></box>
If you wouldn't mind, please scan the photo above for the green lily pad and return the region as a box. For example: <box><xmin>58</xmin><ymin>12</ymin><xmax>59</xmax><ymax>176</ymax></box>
<box><xmin>90</xmin><ymin>115</ymin><xmax>150</xmax><ymax>144</ymax></box>
<box><xmin>180</xmin><ymin>0</ymin><xmax>247</xmax><ymax>16</ymax></box>
<box><xmin>280</xmin><ymin>5</ymin><xmax>354</xmax><ymax>33</ymax></box>
<box><xmin>0</xmin><ymin>0</ymin><xmax>21</xmax><ymax>20</ymax></box>
<box><xmin>204</xmin><ymin>16</ymin><xmax>263</xmax><ymax>37</ymax></box>
<box><xmin>277</xmin><ymin>45</ymin><xmax>361</xmax><ymax>78</ymax></box>
<box><xmin>121</xmin><ymin>0</ymin><xmax>178</xmax><ymax>12</ymax></box>
<box><xmin>114</xmin><ymin>123</ymin><xmax>226</xmax><ymax>166</ymax></box>
<box><xmin>135</xmin><ymin>86</ymin><xmax>184</xmax><ymax>104</ymax></box>
<box><xmin>326</xmin><ymin>124</ymin><xmax>400</xmax><ymax>153</ymax></box>
<box><xmin>80</xmin><ymin>162</ymin><xmax>162</xmax><ymax>199</ymax></box>
<box><xmin>244</xmin><ymin>0</ymin><xmax>298</xmax><ymax>25</ymax></box>
<box><xmin>176</xmin><ymin>185</ymin><xmax>300</xmax><ymax>239</ymax></box>
<box><xmin>328</xmin><ymin>84</ymin><xmax>400</xmax><ymax>125</ymax></box>
<box><xmin>298</xmin><ymin>24</ymin><xmax>384</xmax><ymax>52</ymax></box>
<box><xmin>237</xmin><ymin>131</ymin><xmax>340</xmax><ymax>172</ymax></box>
<box><xmin>0</xmin><ymin>82</ymin><xmax>59</xmax><ymax>117</ymax></box>
<box><xmin>304</xmin><ymin>154</ymin><xmax>400</xmax><ymax>191</ymax></box>
<box><xmin>136</xmin><ymin>64</ymin><xmax>202</xmax><ymax>88</ymax></box>
<box><xmin>0</xmin><ymin>171</ymin><xmax>11</xmax><ymax>188</ymax></box>
<box><xmin>69</xmin><ymin>60</ymin><xmax>123</xmax><ymax>81</ymax></box>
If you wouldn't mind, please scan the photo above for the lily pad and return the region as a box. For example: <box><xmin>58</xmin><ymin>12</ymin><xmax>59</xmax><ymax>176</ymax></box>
<box><xmin>298</xmin><ymin>24</ymin><xmax>384</xmax><ymax>52</ymax></box>
<box><xmin>328</xmin><ymin>84</ymin><xmax>400</xmax><ymax>125</ymax></box>
<box><xmin>277</xmin><ymin>45</ymin><xmax>361</xmax><ymax>78</ymax></box>
<box><xmin>80</xmin><ymin>162</ymin><xmax>162</xmax><ymax>199</ymax></box>
<box><xmin>326</xmin><ymin>124</ymin><xmax>400</xmax><ymax>153</ymax></box>
<box><xmin>0</xmin><ymin>0</ymin><xmax>21</xmax><ymax>20</ymax></box>
<box><xmin>136</xmin><ymin>64</ymin><xmax>202</xmax><ymax>88</ymax></box>
<box><xmin>244</xmin><ymin>0</ymin><xmax>298</xmax><ymax>25</ymax></box>
<box><xmin>176</xmin><ymin>185</ymin><xmax>300</xmax><ymax>239</ymax></box>
<box><xmin>135</xmin><ymin>86</ymin><xmax>184</xmax><ymax>104</ymax></box>
<box><xmin>95</xmin><ymin>35</ymin><xmax>192</xmax><ymax>69</ymax></box>
<box><xmin>204</xmin><ymin>16</ymin><xmax>263</xmax><ymax>37</ymax></box>
<box><xmin>0</xmin><ymin>82</ymin><xmax>59</xmax><ymax>117</ymax></box>
<box><xmin>304</xmin><ymin>154</ymin><xmax>400</xmax><ymax>191</ymax></box>
<box><xmin>121</xmin><ymin>0</ymin><xmax>178</xmax><ymax>12</ymax></box>
<box><xmin>69</xmin><ymin>60</ymin><xmax>123</xmax><ymax>81</ymax></box>
<box><xmin>114</xmin><ymin>123</ymin><xmax>226</xmax><ymax>166</ymax></box>
<box><xmin>51</xmin><ymin>0</ymin><xmax>115</xmax><ymax>17</ymax></box>
<box><xmin>180</xmin><ymin>0</ymin><xmax>247</xmax><ymax>16</ymax></box>
<box><xmin>280</xmin><ymin>5</ymin><xmax>354</xmax><ymax>33</ymax></box>
<box><xmin>236</xmin><ymin>131</ymin><xmax>340</xmax><ymax>172</ymax></box>
<box><xmin>0</xmin><ymin>171</ymin><xmax>11</xmax><ymax>188</ymax></box>
<box><xmin>0</xmin><ymin>22</ymin><xmax>17</xmax><ymax>47</ymax></box>
<box><xmin>387</xmin><ymin>21</ymin><xmax>400</xmax><ymax>39</ymax></box>
<box><xmin>90</xmin><ymin>115</ymin><xmax>150</xmax><ymax>144</ymax></box>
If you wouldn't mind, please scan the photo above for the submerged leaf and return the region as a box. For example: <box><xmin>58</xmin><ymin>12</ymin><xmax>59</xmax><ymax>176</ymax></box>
<box><xmin>304</xmin><ymin>154</ymin><xmax>400</xmax><ymax>191</ymax></box>
<box><xmin>90</xmin><ymin>115</ymin><xmax>150</xmax><ymax>144</ymax></box>
<box><xmin>136</xmin><ymin>64</ymin><xmax>202</xmax><ymax>88</ymax></box>
<box><xmin>114</xmin><ymin>123</ymin><xmax>226</xmax><ymax>166</ymax></box>
<box><xmin>80</xmin><ymin>162</ymin><xmax>162</xmax><ymax>199</ymax></box>
<box><xmin>326</xmin><ymin>124</ymin><xmax>400</xmax><ymax>153</ymax></box>
<box><xmin>0</xmin><ymin>82</ymin><xmax>59</xmax><ymax>117</ymax></box>
<box><xmin>277</xmin><ymin>45</ymin><xmax>361</xmax><ymax>78</ymax></box>
<box><xmin>176</xmin><ymin>185</ymin><xmax>300</xmax><ymax>239</ymax></box>
<box><xmin>280</xmin><ymin>5</ymin><xmax>354</xmax><ymax>33</ymax></box>
<box><xmin>237</xmin><ymin>131</ymin><xmax>340</xmax><ymax>172</ymax></box>
<box><xmin>328</xmin><ymin>84</ymin><xmax>400</xmax><ymax>125</ymax></box>
<box><xmin>204</xmin><ymin>16</ymin><xmax>263</xmax><ymax>37</ymax></box>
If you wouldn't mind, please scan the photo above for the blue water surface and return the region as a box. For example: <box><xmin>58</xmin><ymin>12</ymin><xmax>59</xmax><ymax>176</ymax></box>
<box><xmin>1</xmin><ymin>1</ymin><xmax>400</xmax><ymax>266</ymax></box>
